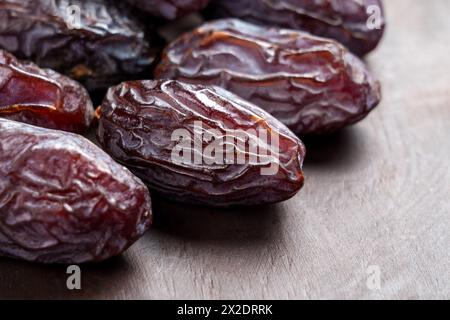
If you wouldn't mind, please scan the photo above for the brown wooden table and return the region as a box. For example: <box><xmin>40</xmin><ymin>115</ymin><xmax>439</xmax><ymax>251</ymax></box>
<box><xmin>0</xmin><ymin>0</ymin><xmax>449</xmax><ymax>299</ymax></box>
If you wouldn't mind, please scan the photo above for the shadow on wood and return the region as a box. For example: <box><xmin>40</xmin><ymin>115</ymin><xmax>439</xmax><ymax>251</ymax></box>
<box><xmin>151</xmin><ymin>195</ymin><xmax>286</xmax><ymax>246</ymax></box>
<box><xmin>301</xmin><ymin>126</ymin><xmax>369</xmax><ymax>173</ymax></box>
<box><xmin>0</xmin><ymin>255</ymin><xmax>133</xmax><ymax>299</ymax></box>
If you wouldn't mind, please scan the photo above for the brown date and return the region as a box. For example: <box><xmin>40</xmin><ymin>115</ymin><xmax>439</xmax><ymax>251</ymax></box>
<box><xmin>125</xmin><ymin>0</ymin><xmax>210</xmax><ymax>20</ymax></box>
<box><xmin>97</xmin><ymin>80</ymin><xmax>305</xmax><ymax>206</ymax></box>
<box><xmin>0</xmin><ymin>0</ymin><xmax>160</xmax><ymax>93</ymax></box>
<box><xmin>155</xmin><ymin>19</ymin><xmax>381</xmax><ymax>135</ymax></box>
<box><xmin>205</xmin><ymin>0</ymin><xmax>386</xmax><ymax>56</ymax></box>
<box><xmin>0</xmin><ymin>118</ymin><xmax>152</xmax><ymax>264</ymax></box>
<box><xmin>0</xmin><ymin>50</ymin><xmax>94</xmax><ymax>133</ymax></box>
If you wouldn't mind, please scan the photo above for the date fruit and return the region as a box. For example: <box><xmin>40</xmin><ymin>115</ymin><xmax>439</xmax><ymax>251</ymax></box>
<box><xmin>155</xmin><ymin>19</ymin><xmax>381</xmax><ymax>135</ymax></box>
<box><xmin>206</xmin><ymin>0</ymin><xmax>385</xmax><ymax>56</ymax></box>
<box><xmin>0</xmin><ymin>50</ymin><xmax>94</xmax><ymax>133</ymax></box>
<box><xmin>0</xmin><ymin>0</ymin><xmax>160</xmax><ymax>92</ymax></box>
<box><xmin>125</xmin><ymin>0</ymin><xmax>210</xmax><ymax>20</ymax></box>
<box><xmin>97</xmin><ymin>80</ymin><xmax>305</xmax><ymax>206</ymax></box>
<box><xmin>0</xmin><ymin>118</ymin><xmax>152</xmax><ymax>264</ymax></box>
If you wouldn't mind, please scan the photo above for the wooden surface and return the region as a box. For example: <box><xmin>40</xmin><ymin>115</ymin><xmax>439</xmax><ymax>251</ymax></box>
<box><xmin>0</xmin><ymin>0</ymin><xmax>449</xmax><ymax>299</ymax></box>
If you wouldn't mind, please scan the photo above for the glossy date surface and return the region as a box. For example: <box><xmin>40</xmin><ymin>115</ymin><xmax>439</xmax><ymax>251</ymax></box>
<box><xmin>0</xmin><ymin>50</ymin><xmax>93</xmax><ymax>133</ymax></box>
<box><xmin>206</xmin><ymin>0</ymin><xmax>385</xmax><ymax>56</ymax></box>
<box><xmin>0</xmin><ymin>0</ymin><xmax>159</xmax><ymax>92</ymax></box>
<box><xmin>125</xmin><ymin>0</ymin><xmax>210</xmax><ymax>20</ymax></box>
<box><xmin>155</xmin><ymin>19</ymin><xmax>381</xmax><ymax>135</ymax></box>
<box><xmin>97</xmin><ymin>80</ymin><xmax>305</xmax><ymax>206</ymax></box>
<box><xmin>0</xmin><ymin>118</ymin><xmax>152</xmax><ymax>264</ymax></box>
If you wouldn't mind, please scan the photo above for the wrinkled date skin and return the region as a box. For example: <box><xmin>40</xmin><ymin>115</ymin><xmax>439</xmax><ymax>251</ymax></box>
<box><xmin>97</xmin><ymin>80</ymin><xmax>305</xmax><ymax>206</ymax></box>
<box><xmin>206</xmin><ymin>0</ymin><xmax>385</xmax><ymax>56</ymax></box>
<box><xmin>155</xmin><ymin>19</ymin><xmax>381</xmax><ymax>135</ymax></box>
<box><xmin>0</xmin><ymin>50</ymin><xmax>94</xmax><ymax>133</ymax></box>
<box><xmin>0</xmin><ymin>0</ymin><xmax>160</xmax><ymax>92</ymax></box>
<box><xmin>125</xmin><ymin>0</ymin><xmax>210</xmax><ymax>20</ymax></box>
<box><xmin>0</xmin><ymin>118</ymin><xmax>152</xmax><ymax>264</ymax></box>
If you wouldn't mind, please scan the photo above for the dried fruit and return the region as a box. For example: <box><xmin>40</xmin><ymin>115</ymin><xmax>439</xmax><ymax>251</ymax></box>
<box><xmin>97</xmin><ymin>80</ymin><xmax>305</xmax><ymax>206</ymax></box>
<box><xmin>0</xmin><ymin>0</ymin><xmax>160</xmax><ymax>92</ymax></box>
<box><xmin>125</xmin><ymin>0</ymin><xmax>210</xmax><ymax>20</ymax></box>
<box><xmin>155</xmin><ymin>19</ymin><xmax>381</xmax><ymax>135</ymax></box>
<box><xmin>205</xmin><ymin>0</ymin><xmax>385</xmax><ymax>56</ymax></box>
<box><xmin>0</xmin><ymin>118</ymin><xmax>152</xmax><ymax>264</ymax></box>
<box><xmin>0</xmin><ymin>50</ymin><xmax>93</xmax><ymax>133</ymax></box>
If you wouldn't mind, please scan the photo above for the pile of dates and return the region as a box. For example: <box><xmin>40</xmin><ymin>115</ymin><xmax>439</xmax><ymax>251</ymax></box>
<box><xmin>0</xmin><ymin>0</ymin><xmax>384</xmax><ymax>263</ymax></box>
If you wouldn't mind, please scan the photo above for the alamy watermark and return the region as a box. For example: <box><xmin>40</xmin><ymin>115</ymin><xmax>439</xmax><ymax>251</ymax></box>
<box><xmin>366</xmin><ymin>265</ymin><xmax>381</xmax><ymax>291</ymax></box>
<box><xmin>66</xmin><ymin>265</ymin><xmax>81</xmax><ymax>290</ymax></box>
<box><xmin>366</xmin><ymin>5</ymin><xmax>383</xmax><ymax>30</ymax></box>
<box><xmin>59</xmin><ymin>1</ymin><xmax>112</xmax><ymax>30</ymax></box>
<box><xmin>60</xmin><ymin>0</ymin><xmax>383</xmax><ymax>31</ymax></box>
<box><xmin>171</xmin><ymin>121</ymin><xmax>281</xmax><ymax>176</ymax></box>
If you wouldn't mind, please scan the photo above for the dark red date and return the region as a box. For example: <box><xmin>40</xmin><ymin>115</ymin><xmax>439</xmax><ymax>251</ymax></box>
<box><xmin>0</xmin><ymin>50</ymin><xmax>94</xmax><ymax>133</ymax></box>
<box><xmin>0</xmin><ymin>118</ymin><xmax>152</xmax><ymax>264</ymax></box>
<box><xmin>125</xmin><ymin>0</ymin><xmax>210</xmax><ymax>20</ymax></box>
<box><xmin>0</xmin><ymin>0</ymin><xmax>160</xmax><ymax>92</ymax></box>
<box><xmin>206</xmin><ymin>0</ymin><xmax>385</xmax><ymax>56</ymax></box>
<box><xmin>155</xmin><ymin>19</ymin><xmax>381</xmax><ymax>135</ymax></box>
<box><xmin>97</xmin><ymin>80</ymin><xmax>305</xmax><ymax>206</ymax></box>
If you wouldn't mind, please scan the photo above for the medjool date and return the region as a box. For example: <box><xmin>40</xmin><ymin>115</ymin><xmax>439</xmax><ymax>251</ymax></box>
<box><xmin>125</xmin><ymin>0</ymin><xmax>210</xmax><ymax>20</ymax></box>
<box><xmin>155</xmin><ymin>19</ymin><xmax>381</xmax><ymax>135</ymax></box>
<box><xmin>206</xmin><ymin>0</ymin><xmax>385</xmax><ymax>56</ymax></box>
<box><xmin>0</xmin><ymin>118</ymin><xmax>152</xmax><ymax>264</ymax></box>
<box><xmin>97</xmin><ymin>80</ymin><xmax>305</xmax><ymax>206</ymax></box>
<box><xmin>0</xmin><ymin>0</ymin><xmax>160</xmax><ymax>92</ymax></box>
<box><xmin>0</xmin><ymin>50</ymin><xmax>93</xmax><ymax>133</ymax></box>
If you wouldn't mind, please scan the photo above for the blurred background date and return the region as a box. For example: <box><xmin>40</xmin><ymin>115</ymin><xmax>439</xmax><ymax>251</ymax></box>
<box><xmin>205</xmin><ymin>0</ymin><xmax>385</xmax><ymax>56</ymax></box>
<box><xmin>125</xmin><ymin>0</ymin><xmax>210</xmax><ymax>20</ymax></box>
<box><xmin>0</xmin><ymin>0</ymin><xmax>160</xmax><ymax>93</ymax></box>
<box><xmin>155</xmin><ymin>19</ymin><xmax>381</xmax><ymax>135</ymax></box>
<box><xmin>0</xmin><ymin>50</ymin><xmax>94</xmax><ymax>133</ymax></box>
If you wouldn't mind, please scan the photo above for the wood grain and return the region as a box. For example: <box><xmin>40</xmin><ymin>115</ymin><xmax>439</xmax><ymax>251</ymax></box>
<box><xmin>0</xmin><ymin>0</ymin><xmax>449</xmax><ymax>299</ymax></box>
